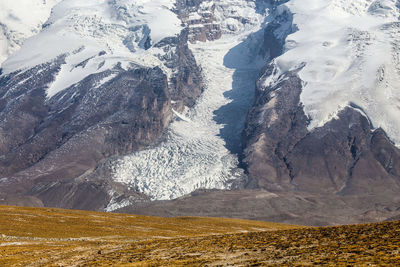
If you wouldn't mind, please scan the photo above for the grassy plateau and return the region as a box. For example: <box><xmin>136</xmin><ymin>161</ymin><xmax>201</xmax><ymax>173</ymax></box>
<box><xmin>0</xmin><ymin>205</ymin><xmax>399</xmax><ymax>266</ymax></box>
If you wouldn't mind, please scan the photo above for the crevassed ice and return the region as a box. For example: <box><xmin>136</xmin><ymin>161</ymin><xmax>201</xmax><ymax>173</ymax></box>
<box><xmin>112</xmin><ymin>0</ymin><xmax>268</xmax><ymax>200</ymax></box>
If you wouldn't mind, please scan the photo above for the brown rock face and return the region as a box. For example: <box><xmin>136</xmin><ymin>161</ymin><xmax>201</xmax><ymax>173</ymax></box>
<box><xmin>241</xmin><ymin>2</ymin><xmax>400</xmax><ymax>197</ymax></box>
<box><xmin>175</xmin><ymin>0</ymin><xmax>222</xmax><ymax>43</ymax></box>
<box><xmin>0</xmin><ymin>66</ymin><xmax>172</xmax><ymax>208</ymax></box>
<box><xmin>0</xmin><ymin>67</ymin><xmax>171</xmax><ymax>177</ymax></box>
<box><xmin>242</xmin><ymin>66</ymin><xmax>308</xmax><ymax>190</ymax></box>
<box><xmin>242</xmin><ymin>66</ymin><xmax>400</xmax><ymax>196</ymax></box>
<box><xmin>156</xmin><ymin>29</ymin><xmax>204</xmax><ymax>108</ymax></box>
<box><xmin>288</xmin><ymin>108</ymin><xmax>400</xmax><ymax>195</ymax></box>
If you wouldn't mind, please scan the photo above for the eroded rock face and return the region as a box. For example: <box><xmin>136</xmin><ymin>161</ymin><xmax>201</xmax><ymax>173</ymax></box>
<box><xmin>0</xmin><ymin>65</ymin><xmax>171</xmax><ymax>208</ymax></box>
<box><xmin>0</xmin><ymin>66</ymin><xmax>170</xmax><ymax>177</ymax></box>
<box><xmin>175</xmin><ymin>0</ymin><xmax>222</xmax><ymax>42</ymax></box>
<box><xmin>155</xmin><ymin>29</ymin><xmax>204</xmax><ymax>107</ymax></box>
<box><xmin>284</xmin><ymin>108</ymin><xmax>400</xmax><ymax>195</ymax></box>
<box><xmin>242</xmin><ymin>34</ymin><xmax>400</xmax><ymax>197</ymax></box>
<box><xmin>242</xmin><ymin>67</ymin><xmax>308</xmax><ymax>191</ymax></box>
<box><xmin>240</xmin><ymin>0</ymin><xmax>400</xmax><ymax>197</ymax></box>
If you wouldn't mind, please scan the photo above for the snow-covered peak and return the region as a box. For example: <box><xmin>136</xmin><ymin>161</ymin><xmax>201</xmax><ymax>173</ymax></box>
<box><xmin>265</xmin><ymin>0</ymin><xmax>400</xmax><ymax>144</ymax></box>
<box><xmin>1</xmin><ymin>0</ymin><xmax>182</xmax><ymax>98</ymax></box>
<box><xmin>0</xmin><ymin>0</ymin><xmax>61</xmax><ymax>65</ymax></box>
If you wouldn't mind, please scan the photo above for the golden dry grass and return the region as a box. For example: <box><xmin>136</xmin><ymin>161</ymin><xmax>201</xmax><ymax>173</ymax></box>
<box><xmin>0</xmin><ymin>205</ymin><xmax>297</xmax><ymax>266</ymax></box>
<box><xmin>0</xmin><ymin>205</ymin><xmax>399</xmax><ymax>266</ymax></box>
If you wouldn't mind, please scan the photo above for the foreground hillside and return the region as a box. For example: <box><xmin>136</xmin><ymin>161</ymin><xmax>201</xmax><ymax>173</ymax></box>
<box><xmin>0</xmin><ymin>205</ymin><xmax>297</xmax><ymax>266</ymax></box>
<box><xmin>0</xmin><ymin>205</ymin><xmax>400</xmax><ymax>266</ymax></box>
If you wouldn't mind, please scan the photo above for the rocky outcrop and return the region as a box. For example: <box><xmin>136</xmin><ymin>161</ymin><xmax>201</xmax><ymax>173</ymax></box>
<box><xmin>0</xmin><ymin>66</ymin><xmax>171</xmax><ymax>177</ymax></box>
<box><xmin>285</xmin><ymin>108</ymin><xmax>400</xmax><ymax>195</ymax></box>
<box><xmin>0</xmin><ymin>65</ymin><xmax>172</xmax><ymax>208</ymax></box>
<box><xmin>242</xmin><ymin>66</ymin><xmax>308</xmax><ymax>191</ymax></box>
<box><xmin>244</xmin><ymin>72</ymin><xmax>400</xmax><ymax>194</ymax></box>
<box><xmin>242</xmin><ymin>4</ymin><xmax>400</xmax><ymax>195</ymax></box>
<box><xmin>175</xmin><ymin>0</ymin><xmax>222</xmax><ymax>42</ymax></box>
<box><xmin>155</xmin><ymin>29</ymin><xmax>204</xmax><ymax>107</ymax></box>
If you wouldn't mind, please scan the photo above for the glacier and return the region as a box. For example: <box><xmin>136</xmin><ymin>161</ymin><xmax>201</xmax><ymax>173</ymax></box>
<box><xmin>113</xmin><ymin>0</ymin><xmax>400</xmax><ymax>201</ymax></box>
<box><xmin>111</xmin><ymin>0</ymin><xmax>269</xmax><ymax>200</ymax></box>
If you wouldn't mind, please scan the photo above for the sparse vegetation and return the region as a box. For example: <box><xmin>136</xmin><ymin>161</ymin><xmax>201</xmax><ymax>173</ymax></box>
<box><xmin>0</xmin><ymin>205</ymin><xmax>399</xmax><ymax>266</ymax></box>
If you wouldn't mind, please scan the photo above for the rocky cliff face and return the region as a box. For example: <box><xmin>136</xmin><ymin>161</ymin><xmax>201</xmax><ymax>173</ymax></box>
<box><xmin>243</xmin><ymin>65</ymin><xmax>400</xmax><ymax>196</ymax></box>
<box><xmin>155</xmin><ymin>30</ymin><xmax>204</xmax><ymax>108</ymax></box>
<box><xmin>0</xmin><ymin>64</ymin><xmax>173</xmax><ymax>209</ymax></box>
<box><xmin>176</xmin><ymin>0</ymin><xmax>222</xmax><ymax>42</ymax></box>
<box><xmin>242</xmin><ymin>0</ymin><xmax>400</xmax><ymax>197</ymax></box>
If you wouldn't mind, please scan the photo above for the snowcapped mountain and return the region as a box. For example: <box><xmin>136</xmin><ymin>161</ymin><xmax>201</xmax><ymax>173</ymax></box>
<box><xmin>265</xmin><ymin>0</ymin><xmax>400</xmax><ymax>143</ymax></box>
<box><xmin>243</xmin><ymin>0</ymin><xmax>400</xmax><ymax>195</ymax></box>
<box><xmin>0</xmin><ymin>0</ymin><xmax>400</xmax><ymax>224</ymax></box>
<box><xmin>2</xmin><ymin>0</ymin><xmax>182</xmax><ymax>97</ymax></box>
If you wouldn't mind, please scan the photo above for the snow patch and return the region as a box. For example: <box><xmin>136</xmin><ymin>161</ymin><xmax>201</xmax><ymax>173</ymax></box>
<box><xmin>104</xmin><ymin>190</ymin><xmax>133</xmax><ymax>212</ymax></box>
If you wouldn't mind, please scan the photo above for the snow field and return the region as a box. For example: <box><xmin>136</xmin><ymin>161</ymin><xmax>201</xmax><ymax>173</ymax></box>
<box><xmin>0</xmin><ymin>0</ymin><xmax>62</xmax><ymax>65</ymax></box>
<box><xmin>265</xmin><ymin>0</ymin><xmax>400</xmax><ymax>144</ymax></box>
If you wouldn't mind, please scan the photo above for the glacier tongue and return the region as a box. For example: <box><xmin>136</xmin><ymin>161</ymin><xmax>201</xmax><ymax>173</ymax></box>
<box><xmin>112</xmin><ymin>0</ymin><xmax>268</xmax><ymax>200</ymax></box>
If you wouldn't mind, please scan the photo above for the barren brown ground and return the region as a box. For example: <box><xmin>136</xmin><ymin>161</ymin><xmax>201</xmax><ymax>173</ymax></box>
<box><xmin>0</xmin><ymin>205</ymin><xmax>399</xmax><ymax>266</ymax></box>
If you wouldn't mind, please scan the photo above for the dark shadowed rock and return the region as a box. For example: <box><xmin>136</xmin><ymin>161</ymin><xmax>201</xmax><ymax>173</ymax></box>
<box><xmin>0</xmin><ymin>65</ymin><xmax>173</xmax><ymax>209</ymax></box>
<box><xmin>155</xmin><ymin>29</ymin><xmax>204</xmax><ymax>108</ymax></box>
<box><xmin>242</xmin><ymin>67</ymin><xmax>308</xmax><ymax>191</ymax></box>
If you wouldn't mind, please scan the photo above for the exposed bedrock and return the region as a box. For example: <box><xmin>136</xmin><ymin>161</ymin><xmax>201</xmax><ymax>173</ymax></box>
<box><xmin>175</xmin><ymin>0</ymin><xmax>222</xmax><ymax>43</ymax></box>
<box><xmin>0</xmin><ymin>67</ymin><xmax>170</xmax><ymax>177</ymax></box>
<box><xmin>0</xmin><ymin>66</ymin><xmax>170</xmax><ymax>206</ymax></box>
<box><xmin>156</xmin><ymin>29</ymin><xmax>204</xmax><ymax>108</ymax></box>
<box><xmin>242</xmin><ymin>65</ymin><xmax>400</xmax><ymax>195</ymax></box>
<box><xmin>241</xmin><ymin>0</ymin><xmax>400</xmax><ymax>196</ymax></box>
